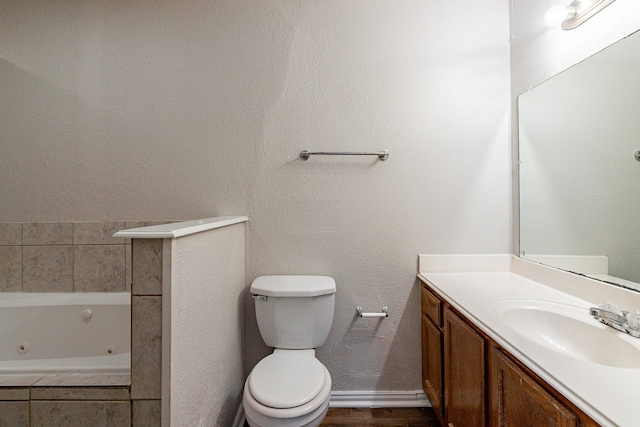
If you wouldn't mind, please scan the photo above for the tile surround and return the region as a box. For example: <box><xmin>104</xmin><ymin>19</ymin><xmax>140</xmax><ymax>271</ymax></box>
<box><xmin>23</xmin><ymin>222</ymin><xmax>73</xmax><ymax>246</ymax></box>
<box><xmin>22</xmin><ymin>246</ymin><xmax>74</xmax><ymax>292</ymax></box>
<box><xmin>74</xmin><ymin>245</ymin><xmax>126</xmax><ymax>292</ymax></box>
<box><xmin>0</xmin><ymin>388</ymin><xmax>30</xmax><ymax>401</ymax></box>
<box><xmin>0</xmin><ymin>223</ymin><xmax>21</xmax><ymax>245</ymax></box>
<box><xmin>0</xmin><ymin>221</ymin><xmax>172</xmax><ymax>293</ymax></box>
<box><xmin>0</xmin><ymin>221</ymin><xmax>172</xmax><ymax>427</ymax></box>
<box><xmin>73</xmin><ymin>222</ymin><xmax>126</xmax><ymax>245</ymax></box>
<box><xmin>0</xmin><ymin>401</ymin><xmax>29</xmax><ymax>427</ymax></box>
<box><xmin>131</xmin><ymin>296</ymin><xmax>162</xmax><ymax>400</ymax></box>
<box><xmin>0</xmin><ymin>246</ymin><xmax>21</xmax><ymax>292</ymax></box>
<box><xmin>132</xmin><ymin>239</ymin><xmax>163</xmax><ymax>296</ymax></box>
<box><xmin>30</xmin><ymin>401</ymin><xmax>131</xmax><ymax>427</ymax></box>
<box><xmin>132</xmin><ymin>400</ymin><xmax>161</xmax><ymax>427</ymax></box>
<box><xmin>31</xmin><ymin>387</ymin><xmax>130</xmax><ymax>401</ymax></box>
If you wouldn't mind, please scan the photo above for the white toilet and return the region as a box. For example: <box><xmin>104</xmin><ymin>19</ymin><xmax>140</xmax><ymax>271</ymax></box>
<box><xmin>243</xmin><ymin>275</ymin><xmax>336</xmax><ymax>427</ymax></box>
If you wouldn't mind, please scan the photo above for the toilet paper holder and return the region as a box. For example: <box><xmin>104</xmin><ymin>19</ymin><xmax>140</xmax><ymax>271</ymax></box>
<box><xmin>356</xmin><ymin>307</ymin><xmax>389</xmax><ymax>318</ymax></box>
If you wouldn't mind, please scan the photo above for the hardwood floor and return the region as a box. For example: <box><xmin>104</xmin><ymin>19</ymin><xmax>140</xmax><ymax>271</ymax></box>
<box><xmin>244</xmin><ymin>407</ymin><xmax>440</xmax><ymax>426</ymax></box>
<box><xmin>321</xmin><ymin>408</ymin><xmax>439</xmax><ymax>426</ymax></box>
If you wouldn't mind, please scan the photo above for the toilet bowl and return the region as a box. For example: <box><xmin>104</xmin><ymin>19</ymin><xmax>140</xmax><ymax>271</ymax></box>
<box><xmin>243</xmin><ymin>276</ymin><xmax>336</xmax><ymax>427</ymax></box>
<box><xmin>243</xmin><ymin>350</ymin><xmax>331</xmax><ymax>427</ymax></box>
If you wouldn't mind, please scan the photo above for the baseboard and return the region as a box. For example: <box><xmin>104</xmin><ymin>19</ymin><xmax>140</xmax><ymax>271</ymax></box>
<box><xmin>233</xmin><ymin>389</ymin><xmax>430</xmax><ymax>425</ymax></box>
<box><xmin>329</xmin><ymin>390</ymin><xmax>430</xmax><ymax>408</ymax></box>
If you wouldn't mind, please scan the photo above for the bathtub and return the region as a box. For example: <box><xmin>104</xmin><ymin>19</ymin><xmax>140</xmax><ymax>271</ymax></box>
<box><xmin>0</xmin><ymin>292</ymin><xmax>130</xmax><ymax>375</ymax></box>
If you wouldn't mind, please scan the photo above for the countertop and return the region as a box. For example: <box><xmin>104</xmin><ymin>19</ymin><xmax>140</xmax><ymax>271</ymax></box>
<box><xmin>418</xmin><ymin>255</ymin><xmax>640</xmax><ymax>427</ymax></box>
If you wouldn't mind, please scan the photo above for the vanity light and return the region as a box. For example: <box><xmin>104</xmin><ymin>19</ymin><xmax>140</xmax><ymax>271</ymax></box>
<box><xmin>545</xmin><ymin>0</ymin><xmax>616</xmax><ymax>30</ymax></box>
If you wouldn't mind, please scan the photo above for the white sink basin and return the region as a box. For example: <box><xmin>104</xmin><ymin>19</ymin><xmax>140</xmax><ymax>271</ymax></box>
<box><xmin>489</xmin><ymin>299</ymin><xmax>640</xmax><ymax>368</ymax></box>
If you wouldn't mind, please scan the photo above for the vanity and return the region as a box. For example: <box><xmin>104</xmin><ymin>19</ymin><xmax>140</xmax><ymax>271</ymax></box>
<box><xmin>418</xmin><ymin>255</ymin><xmax>640</xmax><ymax>427</ymax></box>
<box><xmin>417</xmin><ymin>24</ymin><xmax>640</xmax><ymax>427</ymax></box>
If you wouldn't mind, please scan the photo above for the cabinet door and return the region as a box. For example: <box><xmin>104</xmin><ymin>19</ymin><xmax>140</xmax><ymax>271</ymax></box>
<box><xmin>422</xmin><ymin>314</ymin><xmax>444</xmax><ymax>422</ymax></box>
<box><xmin>444</xmin><ymin>308</ymin><xmax>486</xmax><ymax>427</ymax></box>
<box><xmin>490</xmin><ymin>347</ymin><xmax>577</xmax><ymax>427</ymax></box>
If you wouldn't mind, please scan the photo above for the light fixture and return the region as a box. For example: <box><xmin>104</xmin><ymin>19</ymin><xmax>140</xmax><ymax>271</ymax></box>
<box><xmin>544</xmin><ymin>0</ymin><xmax>616</xmax><ymax>30</ymax></box>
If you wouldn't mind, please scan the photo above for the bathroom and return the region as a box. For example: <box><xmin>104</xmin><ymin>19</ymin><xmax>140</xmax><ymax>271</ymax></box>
<box><xmin>1</xmin><ymin>0</ymin><xmax>640</xmax><ymax>426</ymax></box>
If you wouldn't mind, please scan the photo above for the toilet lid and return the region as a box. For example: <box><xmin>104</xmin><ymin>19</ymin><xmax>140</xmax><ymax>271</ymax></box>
<box><xmin>249</xmin><ymin>352</ymin><xmax>326</xmax><ymax>409</ymax></box>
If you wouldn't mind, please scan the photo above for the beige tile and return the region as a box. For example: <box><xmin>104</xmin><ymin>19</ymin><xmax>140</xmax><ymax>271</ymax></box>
<box><xmin>131</xmin><ymin>296</ymin><xmax>162</xmax><ymax>399</ymax></box>
<box><xmin>74</xmin><ymin>245</ymin><xmax>126</xmax><ymax>292</ymax></box>
<box><xmin>0</xmin><ymin>223</ymin><xmax>22</xmax><ymax>245</ymax></box>
<box><xmin>31</xmin><ymin>401</ymin><xmax>131</xmax><ymax>427</ymax></box>
<box><xmin>33</xmin><ymin>374</ymin><xmax>131</xmax><ymax>388</ymax></box>
<box><xmin>22</xmin><ymin>246</ymin><xmax>74</xmax><ymax>292</ymax></box>
<box><xmin>0</xmin><ymin>375</ymin><xmax>44</xmax><ymax>387</ymax></box>
<box><xmin>31</xmin><ymin>387</ymin><xmax>130</xmax><ymax>401</ymax></box>
<box><xmin>131</xmin><ymin>239</ymin><xmax>163</xmax><ymax>296</ymax></box>
<box><xmin>23</xmin><ymin>222</ymin><xmax>73</xmax><ymax>245</ymax></box>
<box><xmin>73</xmin><ymin>222</ymin><xmax>126</xmax><ymax>245</ymax></box>
<box><xmin>126</xmin><ymin>244</ymin><xmax>132</xmax><ymax>292</ymax></box>
<box><xmin>132</xmin><ymin>399</ymin><xmax>161</xmax><ymax>427</ymax></box>
<box><xmin>0</xmin><ymin>246</ymin><xmax>22</xmax><ymax>292</ymax></box>
<box><xmin>0</xmin><ymin>401</ymin><xmax>28</xmax><ymax>427</ymax></box>
<box><xmin>0</xmin><ymin>388</ymin><xmax>29</xmax><ymax>401</ymax></box>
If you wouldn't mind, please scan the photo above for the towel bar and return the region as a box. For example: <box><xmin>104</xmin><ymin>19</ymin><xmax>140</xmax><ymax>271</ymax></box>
<box><xmin>300</xmin><ymin>150</ymin><xmax>389</xmax><ymax>161</ymax></box>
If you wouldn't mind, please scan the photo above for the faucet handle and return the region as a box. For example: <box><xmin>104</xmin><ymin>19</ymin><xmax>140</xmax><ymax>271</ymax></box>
<box><xmin>627</xmin><ymin>311</ymin><xmax>640</xmax><ymax>330</ymax></box>
<box><xmin>598</xmin><ymin>301</ymin><xmax>619</xmax><ymax>314</ymax></box>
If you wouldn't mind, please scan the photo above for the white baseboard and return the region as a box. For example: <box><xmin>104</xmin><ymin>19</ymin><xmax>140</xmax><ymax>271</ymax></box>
<box><xmin>233</xmin><ymin>389</ymin><xmax>430</xmax><ymax>426</ymax></box>
<box><xmin>329</xmin><ymin>390</ymin><xmax>430</xmax><ymax>408</ymax></box>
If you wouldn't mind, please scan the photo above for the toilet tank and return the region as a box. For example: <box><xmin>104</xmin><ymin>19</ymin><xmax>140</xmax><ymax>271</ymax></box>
<box><xmin>250</xmin><ymin>276</ymin><xmax>336</xmax><ymax>349</ymax></box>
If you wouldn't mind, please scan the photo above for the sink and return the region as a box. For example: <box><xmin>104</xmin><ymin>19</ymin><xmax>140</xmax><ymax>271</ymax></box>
<box><xmin>489</xmin><ymin>299</ymin><xmax>640</xmax><ymax>368</ymax></box>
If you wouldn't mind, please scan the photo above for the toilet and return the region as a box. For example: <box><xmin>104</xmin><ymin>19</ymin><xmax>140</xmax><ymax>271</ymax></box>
<box><xmin>243</xmin><ymin>275</ymin><xmax>336</xmax><ymax>427</ymax></box>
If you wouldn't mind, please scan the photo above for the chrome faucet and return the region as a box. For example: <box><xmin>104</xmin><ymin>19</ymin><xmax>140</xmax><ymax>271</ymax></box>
<box><xmin>589</xmin><ymin>302</ymin><xmax>640</xmax><ymax>339</ymax></box>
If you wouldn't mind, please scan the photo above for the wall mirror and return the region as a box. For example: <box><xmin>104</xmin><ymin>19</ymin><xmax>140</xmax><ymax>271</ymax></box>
<box><xmin>519</xmin><ymin>29</ymin><xmax>640</xmax><ymax>291</ymax></box>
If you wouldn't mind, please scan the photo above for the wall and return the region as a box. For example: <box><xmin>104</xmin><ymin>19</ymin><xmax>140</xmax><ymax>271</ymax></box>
<box><xmin>509</xmin><ymin>0</ymin><xmax>640</xmax><ymax>252</ymax></box>
<box><xmin>0</xmin><ymin>0</ymin><xmax>512</xmax><ymax>394</ymax></box>
<box><xmin>164</xmin><ymin>223</ymin><xmax>245</xmax><ymax>427</ymax></box>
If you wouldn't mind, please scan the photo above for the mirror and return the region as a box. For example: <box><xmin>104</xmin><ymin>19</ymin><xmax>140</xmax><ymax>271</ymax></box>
<box><xmin>519</xmin><ymin>30</ymin><xmax>640</xmax><ymax>290</ymax></box>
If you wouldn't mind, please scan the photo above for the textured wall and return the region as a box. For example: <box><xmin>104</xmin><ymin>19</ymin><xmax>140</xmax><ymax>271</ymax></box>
<box><xmin>0</xmin><ymin>0</ymin><xmax>512</xmax><ymax>393</ymax></box>
<box><xmin>167</xmin><ymin>223</ymin><xmax>245</xmax><ymax>427</ymax></box>
<box><xmin>509</xmin><ymin>0</ymin><xmax>640</xmax><ymax>252</ymax></box>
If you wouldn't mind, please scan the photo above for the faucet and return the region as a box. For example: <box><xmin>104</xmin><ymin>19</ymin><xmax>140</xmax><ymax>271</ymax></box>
<box><xmin>589</xmin><ymin>302</ymin><xmax>640</xmax><ymax>339</ymax></box>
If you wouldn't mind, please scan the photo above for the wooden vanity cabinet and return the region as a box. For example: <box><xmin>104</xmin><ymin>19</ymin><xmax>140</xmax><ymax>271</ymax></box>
<box><xmin>490</xmin><ymin>347</ymin><xmax>576</xmax><ymax>427</ymax></box>
<box><xmin>444</xmin><ymin>308</ymin><xmax>486</xmax><ymax>427</ymax></box>
<box><xmin>421</xmin><ymin>286</ymin><xmax>445</xmax><ymax>424</ymax></box>
<box><xmin>420</xmin><ymin>280</ymin><xmax>599</xmax><ymax>427</ymax></box>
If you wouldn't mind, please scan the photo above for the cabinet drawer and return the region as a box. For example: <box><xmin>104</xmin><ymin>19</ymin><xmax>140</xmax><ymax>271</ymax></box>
<box><xmin>421</xmin><ymin>285</ymin><xmax>442</xmax><ymax>327</ymax></box>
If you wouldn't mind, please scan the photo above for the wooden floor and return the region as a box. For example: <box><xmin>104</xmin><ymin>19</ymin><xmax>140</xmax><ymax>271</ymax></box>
<box><xmin>245</xmin><ymin>407</ymin><xmax>440</xmax><ymax>427</ymax></box>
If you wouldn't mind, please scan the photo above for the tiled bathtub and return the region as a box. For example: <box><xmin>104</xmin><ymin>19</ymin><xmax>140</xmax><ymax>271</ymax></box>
<box><xmin>0</xmin><ymin>220</ymin><xmax>174</xmax><ymax>427</ymax></box>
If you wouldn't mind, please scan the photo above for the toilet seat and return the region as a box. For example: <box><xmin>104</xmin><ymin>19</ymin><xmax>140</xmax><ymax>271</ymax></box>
<box><xmin>243</xmin><ymin>367</ymin><xmax>331</xmax><ymax>423</ymax></box>
<box><xmin>249</xmin><ymin>350</ymin><xmax>326</xmax><ymax>409</ymax></box>
<box><xmin>243</xmin><ymin>351</ymin><xmax>332</xmax><ymax>420</ymax></box>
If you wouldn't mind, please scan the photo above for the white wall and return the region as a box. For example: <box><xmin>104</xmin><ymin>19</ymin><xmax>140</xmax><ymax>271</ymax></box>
<box><xmin>0</xmin><ymin>0</ymin><xmax>512</xmax><ymax>393</ymax></box>
<box><xmin>165</xmin><ymin>223</ymin><xmax>245</xmax><ymax>427</ymax></box>
<box><xmin>509</xmin><ymin>0</ymin><xmax>640</xmax><ymax>252</ymax></box>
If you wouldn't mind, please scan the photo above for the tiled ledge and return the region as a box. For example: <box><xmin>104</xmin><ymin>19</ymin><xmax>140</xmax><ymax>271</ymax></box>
<box><xmin>0</xmin><ymin>374</ymin><xmax>133</xmax><ymax>427</ymax></box>
<box><xmin>0</xmin><ymin>373</ymin><xmax>130</xmax><ymax>390</ymax></box>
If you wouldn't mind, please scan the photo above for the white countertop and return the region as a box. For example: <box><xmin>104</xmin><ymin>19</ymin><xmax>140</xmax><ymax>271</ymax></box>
<box><xmin>418</xmin><ymin>255</ymin><xmax>640</xmax><ymax>427</ymax></box>
<box><xmin>113</xmin><ymin>216</ymin><xmax>248</xmax><ymax>239</ymax></box>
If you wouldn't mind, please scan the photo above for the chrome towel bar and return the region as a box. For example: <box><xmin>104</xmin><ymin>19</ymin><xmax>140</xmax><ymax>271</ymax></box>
<box><xmin>300</xmin><ymin>150</ymin><xmax>389</xmax><ymax>161</ymax></box>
